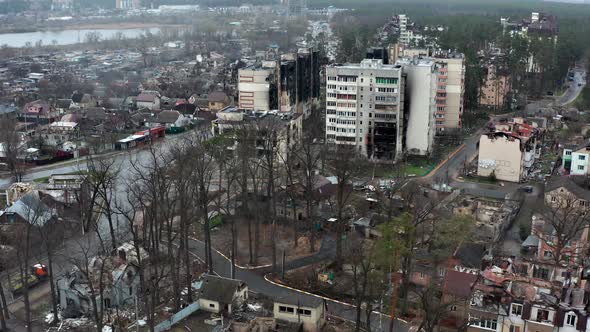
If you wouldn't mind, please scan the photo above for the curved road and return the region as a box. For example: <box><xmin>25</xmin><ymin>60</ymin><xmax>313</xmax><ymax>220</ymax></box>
<box><xmin>186</xmin><ymin>237</ymin><xmax>410</xmax><ymax>332</ymax></box>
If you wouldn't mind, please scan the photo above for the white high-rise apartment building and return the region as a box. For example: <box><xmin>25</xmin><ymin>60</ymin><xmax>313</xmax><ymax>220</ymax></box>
<box><xmin>397</xmin><ymin>58</ymin><xmax>438</xmax><ymax>156</ymax></box>
<box><xmin>325</xmin><ymin>59</ymin><xmax>405</xmax><ymax>160</ymax></box>
<box><xmin>398</xmin><ymin>14</ymin><xmax>413</xmax><ymax>46</ymax></box>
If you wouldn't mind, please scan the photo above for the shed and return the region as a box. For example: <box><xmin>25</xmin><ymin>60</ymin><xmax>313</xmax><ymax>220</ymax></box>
<box><xmin>196</xmin><ymin>274</ymin><xmax>248</xmax><ymax>314</ymax></box>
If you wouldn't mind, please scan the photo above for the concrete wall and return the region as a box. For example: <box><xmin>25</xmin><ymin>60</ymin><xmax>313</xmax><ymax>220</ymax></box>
<box><xmin>477</xmin><ymin>134</ymin><xmax>523</xmax><ymax>183</ymax></box>
<box><xmin>403</xmin><ymin>61</ymin><xmax>436</xmax><ymax>155</ymax></box>
<box><xmin>273</xmin><ymin>302</ymin><xmax>324</xmax><ymax>332</ymax></box>
<box><xmin>238</xmin><ymin>68</ymin><xmax>273</xmax><ymax>111</ymax></box>
<box><xmin>571</xmin><ymin>151</ymin><xmax>590</xmax><ymax>175</ymax></box>
<box><xmin>199</xmin><ymin>299</ymin><xmax>221</xmax><ymax>313</ymax></box>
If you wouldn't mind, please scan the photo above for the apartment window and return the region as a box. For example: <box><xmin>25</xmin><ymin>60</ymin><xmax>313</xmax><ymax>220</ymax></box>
<box><xmin>327</xmin><ymin>84</ymin><xmax>336</xmax><ymax>89</ymax></box>
<box><xmin>551</xmin><ymin>196</ymin><xmax>556</xmax><ymax>202</ymax></box>
<box><xmin>510</xmin><ymin>303</ymin><xmax>523</xmax><ymax>317</ymax></box>
<box><xmin>369</xmin><ymin>113</ymin><xmax>372</xmax><ymax>118</ymax></box>
<box><xmin>509</xmin><ymin>325</ymin><xmax>520</xmax><ymax>332</ymax></box>
<box><xmin>536</xmin><ymin>309</ymin><xmax>549</xmax><ymax>322</ymax></box>
<box><xmin>543</xmin><ymin>250</ymin><xmax>553</xmax><ymax>258</ymax></box>
<box><xmin>566</xmin><ymin>312</ymin><xmax>577</xmax><ymax>326</ymax></box>
<box><xmin>579</xmin><ymin>165</ymin><xmax>585</xmax><ymax>170</ymax></box>
<box><xmin>376</xmin><ymin>77</ymin><xmax>398</xmax><ymax>84</ymax></box>
<box><xmin>579</xmin><ymin>155</ymin><xmax>586</xmax><ymax>160</ymax></box>
<box><xmin>449</xmin><ymin>305</ymin><xmax>457</xmax><ymax>311</ymax></box>
<box><xmin>361</xmin><ymin>78</ymin><xmax>364</xmax><ymax>83</ymax></box>
<box><xmin>565</xmin><ymin>151</ymin><xmax>572</xmax><ymax>156</ymax></box>
<box><xmin>438</xmin><ymin>267</ymin><xmax>446</xmax><ymax>277</ymax></box>
<box><xmin>419</xmin><ymin>272</ymin><xmax>425</xmax><ymax>278</ymax></box>
<box><xmin>210</xmin><ymin>303</ymin><xmax>215</xmax><ymax>308</ymax></box>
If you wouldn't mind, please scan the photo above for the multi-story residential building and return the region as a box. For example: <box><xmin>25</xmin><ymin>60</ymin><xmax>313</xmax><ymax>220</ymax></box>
<box><xmin>278</xmin><ymin>49</ymin><xmax>321</xmax><ymax>118</ymax></box>
<box><xmin>398</xmin><ymin>14</ymin><xmax>412</xmax><ymax>46</ymax></box>
<box><xmin>325</xmin><ymin>59</ymin><xmax>405</xmax><ymax>160</ymax></box>
<box><xmin>238</xmin><ymin>49</ymin><xmax>320</xmax><ymax>119</ymax></box>
<box><xmin>477</xmin><ymin>118</ymin><xmax>541</xmax><ymax>182</ymax></box>
<box><xmin>398</xmin><ymin>58</ymin><xmax>437</xmax><ymax>156</ymax></box>
<box><xmin>433</xmin><ymin>52</ymin><xmax>465</xmax><ymax>131</ymax></box>
<box><xmin>211</xmin><ymin>107</ymin><xmax>302</xmax><ymax>162</ymax></box>
<box><xmin>479</xmin><ymin>64</ymin><xmax>511</xmax><ymax>110</ymax></box>
<box><xmin>116</xmin><ymin>0</ymin><xmax>140</xmax><ymax>9</ymax></box>
<box><xmin>238</xmin><ymin>61</ymin><xmax>278</xmax><ymax>112</ymax></box>
<box><xmin>285</xmin><ymin>0</ymin><xmax>306</xmax><ymax>17</ymax></box>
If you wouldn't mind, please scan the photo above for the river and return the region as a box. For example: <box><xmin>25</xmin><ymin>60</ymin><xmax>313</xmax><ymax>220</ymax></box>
<box><xmin>0</xmin><ymin>27</ymin><xmax>162</xmax><ymax>48</ymax></box>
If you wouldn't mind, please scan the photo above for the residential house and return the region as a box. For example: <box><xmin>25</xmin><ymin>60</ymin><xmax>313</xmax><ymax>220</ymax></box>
<box><xmin>58</xmin><ymin>242</ymin><xmax>145</xmax><ymax>318</ymax></box>
<box><xmin>517</xmin><ymin>177</ymin><xmax>590</xmax><ymax>284</ymax></box>
<box><xmin>207</xmin><ymin>91</ymin><xmax>231</xmax><ymax>112</ymax></box>
<box><xmin>477</xmin><ymin>118</ymin><xmax>541</xmax><ymax>182</ymax></box>
<box><xmin>44</xmin><ymin>121</ymin><xmax>80</xmax><ymax>146</ymax></box>
<box><xmin>55</xmin><ymin>99</ymin><xmax>73</xmax><ymax>113</ymax></box>
<box><xmin>71</xmin><ymin>92</ymin><xmax>97</xmax><ymax>109</ymax></box>
<box><xmin>147</xmin><ymin>110</ymin><xmax>191</xmax><ymax>132</ymax></box>
<box><xmin>136</xmin><ymin>91</ymin><xmax>161</xmax><ymax>111</ymax></box>
<box><xmin>196</xmin><ymin>274</ymin><xmax>248</xmax><ymax>314</ymax></box>
<box><xmin>21</xmin><ymin>100</ymin><xmax>59</xmax><ymax>124</ymax></box>
<box><xmin>544</xmin><ymin>176</ymin><xmax>590</xmax><ymax>208</ymax></box>
<box><xmin>273</xmin><ymin>296</ymin><xmax>325</xmax><ymax>332</ymax></box>
<box><xmin>0</xmin><ymin>191</ymin><xmax>55</xmax><ymax>227</ymax></box>
<box><xmin>570</xmin><ymin>146</ymin><xmax>590</xmax><ymax>176</ymax></box>
<box><xmin>439</xmin><ymin>270</ymin><xmax>479</xmax><ymax>331</ymax></box>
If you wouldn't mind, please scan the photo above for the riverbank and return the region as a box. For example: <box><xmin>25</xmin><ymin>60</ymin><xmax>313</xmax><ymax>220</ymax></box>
<box><xmin>0</xmin><ymin>22</ymin><xmax>189</xmax><ymax>35</ymax></box>
<box><xmin>50</xmin><ymin>22</ymin><xmax>190</xmax><ymax>31</ymax></box>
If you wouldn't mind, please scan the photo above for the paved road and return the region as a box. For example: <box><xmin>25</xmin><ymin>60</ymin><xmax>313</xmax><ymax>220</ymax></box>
<box><xmin>186</xmin><ymin>237</ymin><xmax>410</xmax><ymax>332</ymax></box>
<box><xmin>556</xmin><ymin>66</ymin><xmax>586</xmax><ymax>106</ymax></box>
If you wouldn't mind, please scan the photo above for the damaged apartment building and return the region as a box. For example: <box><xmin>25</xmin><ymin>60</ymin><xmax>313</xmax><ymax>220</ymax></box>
<box><xmin>478</xmin><ymin>117</ymin><xmax>542</xmax><ymax>182</ymax></box>
<box><xmin>237</xmin><ymin>48</ymin><xmax>320</xmax><ymax>119</ymax></box>
<box><xmin>325</xmin><ymin>58</ymin><xmax>405</xmax><ymax>160</ymax></box>
<box><xmin>451</xmin><ymin>191</ymin><xmax>521</xmax><ymax>243</ymax></box>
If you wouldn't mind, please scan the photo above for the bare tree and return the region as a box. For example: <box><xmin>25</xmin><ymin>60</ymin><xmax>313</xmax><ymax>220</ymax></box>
<box><xmin>189</xmin><ymin>135</ymin><xmax>216</xmax><ymax>274</ymax></box>
<box><xmin>294</xmin><ymin>135</ymin><xmax>324</xmax><ymax>253</ymax></box>
<box><xmin>0</xmin><ymin>117</ymin><xmax>24</xmax><ymax>182</ymax></box>
<box><xmin>326</xmin><ymin>145</ymin><xmax>362</xmax><ymax>270</ymax></box>
<box><xmin>542</xmin><ymin>191</ymin><xmax>590</xmax><ymax>286</ymax></box>
<box><xmin>66</xmin><ymin>238</ymin><xmax>108</xmax><ymax>332</ymax></box>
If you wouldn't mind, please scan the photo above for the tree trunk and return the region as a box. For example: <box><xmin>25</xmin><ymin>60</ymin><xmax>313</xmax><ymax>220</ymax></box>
<box><xmin>47</xmin><ymin>249</ymin><xmax>59</xmax><ymax>324</ymax></box>
<box><xmin>0</xmin><ymin>297</ymin><xmax>7</xmax><ymax>332</ymax></box>
<box><xmin>0</xmin><ymin>277</ymin><xmax>10</xmax><ymax>322</ymax></box>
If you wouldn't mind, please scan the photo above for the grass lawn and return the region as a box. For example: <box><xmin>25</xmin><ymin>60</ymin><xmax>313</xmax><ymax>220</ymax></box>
<box><xmin>573</xmin><ymin>85</ymin><xmax>590</xmax><ymax>109</ymax></box>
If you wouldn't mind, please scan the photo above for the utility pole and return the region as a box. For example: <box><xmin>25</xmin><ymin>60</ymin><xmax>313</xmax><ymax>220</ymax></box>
<box><xmin>281</xmin><ymin>250</ymin><xmax>286</xmax><ymax>279</ymax></box>
<box><xmin>231</xmin><ymin>248</ymin><xmax>235</xmax><ymax>279</ymax></box>
<box><xmin>389</xmin><ymin>249</ymin><xmax>400</xmax><ymax>332</ymax></box>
